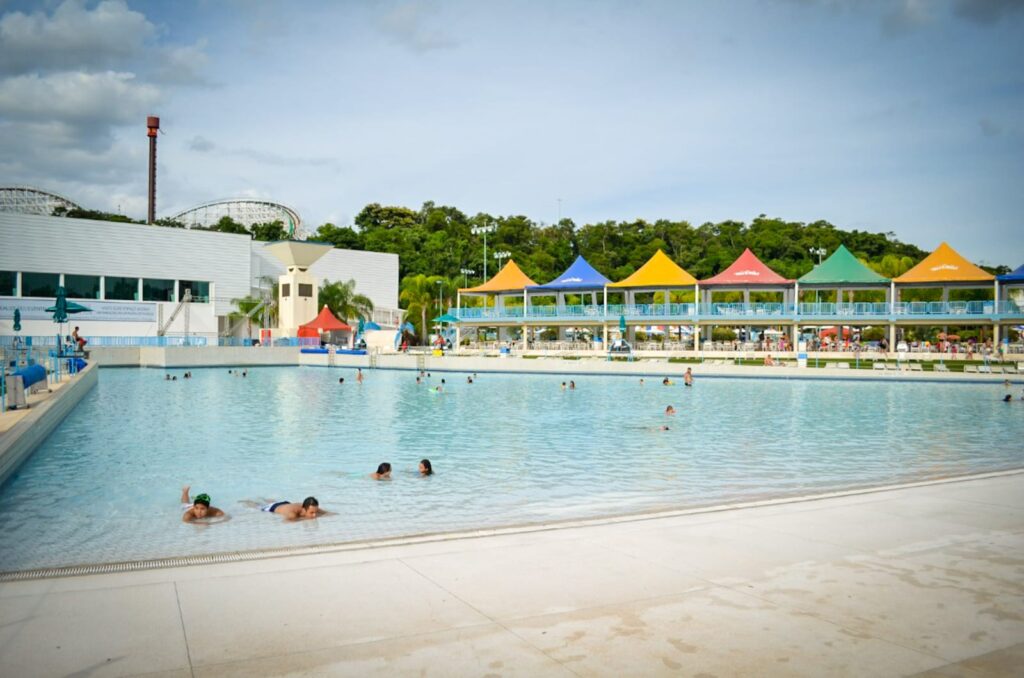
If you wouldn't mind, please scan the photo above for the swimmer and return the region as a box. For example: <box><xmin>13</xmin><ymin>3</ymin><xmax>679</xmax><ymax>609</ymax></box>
<box><xmin>569</xmin><ymin>380</ymin><xmax>576</xmax><ymax>390</ymax></box>
<box><xmin>251</xmin><ymin>497</ymin><xmax>327</xmax><ymax>521</ymax></box>
<box><xmin>467</xmin><ymin>376</ymin><xmax>473</xmax><ymax>384</ymax></box>
<box><xmin>561</xmin><ymin>382</ymin><xmax>567</xmax><ymax>390</ymax></box>
<box><xmin>172</xmin><ymin>375</ymin><xmax>177</xmax><ymax>381</ymax></box>
<box><xmin>665</xmin><ymin>405</ymin><xmax>676</xmax><ymax>415</ymax></box>
<box><xmin>660</xmin><ymin>425</ymin><xmax>670</xmax><ymax>431</ymax></box>
<box><xmin>371</xmin><ymin>462</ymin><xmax>392</xmax><ymax>480</ymax></box>
<box><xmin>165</xmin><ymin>374</ymin><xmax>171</xmax><ymax>381</ymax></box>
<box><xmin>419</xmin><ymin>459</ymin><xmax>433</xmax><ymax>476</ymax></box>
<box><xmin>441</xmin><ymin>378</ymin><xmax>446</xmax><ymax>385</ymax></box>
<box><xmin>684</xmin><ymin>368</ymin><xmax>693</xmax><ymax>386</ymax></box>
<box><xmin>180</xmin><ymin>486</ymin><xmax>227</xmax><ymax>523</ymax></box>
<box><xmin>1004</xmin><ymin>394</ymin><xmax>1013</xmax><ymax>402</ymax></box>
<box><xmin>357</xmin><ymin>368</ymin><xmax>363</xmax><ymax>384</ymax></box>
<box><xmin>639</xmin><ymin>378</ymin><xmax>644</xmax><ymax>386</ymax></box>
<box><xmin>339</xmin><ymin>377</ymin><xmax>345</xmax><ymax>384</ymax></box>
<box><xmin>662</xmin><ymin>377</ymin><xmax>672</xmax><ymax>386</ymax></box>
<box><xmin>416</xmin><ymin>376</ymin><xmax>422</xmax><ymax>384</ymax></box>
<box><xmin>242</xmin><ymin>370</ymin><xmax>247</xmax><ymax>378</ymax></box>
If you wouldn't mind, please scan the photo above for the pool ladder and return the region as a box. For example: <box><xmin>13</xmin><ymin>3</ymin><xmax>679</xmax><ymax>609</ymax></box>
<box><xmin>415</xmin><ymin>353</ymin><xmax>425</xmax><ymax>372</ymax></box>
<box><xmin>369</xmin><ymin>349</ymin><xmax>380</xmax><ymax>369</ymax></box>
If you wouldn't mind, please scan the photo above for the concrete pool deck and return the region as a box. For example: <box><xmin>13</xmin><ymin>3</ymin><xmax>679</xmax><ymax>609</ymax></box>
<box><xmin>1</xmin><ymin>472</ymin><xmax>1022</xmax><ymax>677</ymax></box>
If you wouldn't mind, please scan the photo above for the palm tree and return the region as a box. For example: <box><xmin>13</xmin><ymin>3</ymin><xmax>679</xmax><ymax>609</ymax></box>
<box><xmin>228</xmin><ymin>295</ymin><xmax>264</xmax><ymax>338</ymax></box>
<box><xmin>318</xmin><ymin>278</ymin><xmax>373</xmax><ymax>324</ymax></box>
<box><xmin>400</xmin><ymin>274</ymin><xmax>449</xmax><ymax>343</ymax></box>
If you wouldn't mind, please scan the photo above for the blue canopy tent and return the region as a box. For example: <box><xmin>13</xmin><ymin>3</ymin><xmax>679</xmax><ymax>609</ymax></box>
<box><xmin>525</xmin><ymin>255</ymin><xmax>611</xmax><ymax>310</ymax></box>
<box><xmin>997</xmin><ymin>264</ymin><xmax>1024</xmax><ymax>284</ymax></box>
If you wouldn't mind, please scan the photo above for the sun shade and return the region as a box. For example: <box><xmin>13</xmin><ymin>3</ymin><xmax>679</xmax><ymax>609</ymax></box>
<box><xmin>997</xmin><ymin>264</ymin><xmax>1024</xmax><ymax>283</ymax></box>
<box><xmin>701</xmin><ymin>248</ymin><xmax>793</xmax><ymax>285</ymax></box>
<box><xmin>300</xmin><ymin>305</ymin><xmax>352</xmax><ymax>331</ymax></box>
<box><xmin>894</xmin><ymin>242</ymin><xmax>993</xmax><ymax>284</ymax></box>
<box><xmin>527</xmin><ymin>255</ymin><xmax>611</xmax><ymax>291</ymax></box>
<box><xmin>798</xmin><ymin>245</ymin><xmax>889</xmax><ymax>285</ymax></box>
<box><xmin>607</xmin><ymin>250</ymin><xmax>697</xmax><ymax>288</ymax></box>
<box><xmin>459</xmin><ymin>260</ymin><xmax>537</xmax><ymax>293</ymax></box>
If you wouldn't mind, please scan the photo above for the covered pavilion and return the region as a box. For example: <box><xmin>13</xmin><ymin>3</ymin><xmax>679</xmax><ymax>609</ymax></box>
<box><xmin>455</xmin><ymin>260</ymin><xmax>537</xmax><ymax>347</ymax></box>
<box><xmin>996</xmin><ymin>264</ymin><xmax>1024</xmax><ymax>345</ymax></box>
<box><xmin>893</xmin><ymin>242</ymin><xmax>997</xmax><ymax>343</ymax></box>
<box><xmin>796</xmin><ymin>244</ymin><xmax>891</xmax><ymax>347</ymax></box>
<box><xmin>699</xmin><ymin>249</ymin><xmax>793</xmax><ymax>343</ymax></box>
<box><xmin>297</xmin><ymin>305</ymin><xmax>352</xmax><ymax>344</ymax></box>
<box><xmin>606</xmin><ymin>250</ymin><xmax>699</xmax><ymax>347</ymax></box>
<box><xmin>525</xmin><ymin>255</ymin><xmax>611</xmax><ymax>345</ymax></box>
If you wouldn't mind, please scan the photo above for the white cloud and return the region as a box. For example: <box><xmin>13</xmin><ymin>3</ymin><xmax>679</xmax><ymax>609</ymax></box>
<box><xmin>0</xmin><ymin>71</ymin><xmax>160</xmax><ymax>128</ymax></box>
<box><xmin>0</xmin><ymin>0</ymin><xmax>153</xmax><ymax>75</ymax></box>
<box><xmin>377</xmin><ymin>1</ymin><xmax>459</xmax><ymax>52</ymax></box>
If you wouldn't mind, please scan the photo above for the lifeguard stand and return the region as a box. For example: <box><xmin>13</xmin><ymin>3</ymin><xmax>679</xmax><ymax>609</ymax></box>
<box><xmin>263</xmin><ymin>241</ymin><xmax>334</xmax><ymax>337</ymax></box>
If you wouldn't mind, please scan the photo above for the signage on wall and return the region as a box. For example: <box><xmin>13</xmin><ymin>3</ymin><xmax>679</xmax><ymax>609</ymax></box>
<box><xmin>0</xmin><ymin>298</ymin><xmax>157</xmax><ymax>322</ymax></box>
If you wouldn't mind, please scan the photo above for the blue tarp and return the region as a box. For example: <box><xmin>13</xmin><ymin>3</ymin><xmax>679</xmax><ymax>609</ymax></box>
<box><xmin>527</xmin><ymin>255</ymin><xmax>611</xmax><ymax>292</ymax></box>
<box><xmin>998</xmin><ymin>264</ymin><xmax>1024</xmax><ymax>282</ymax></box>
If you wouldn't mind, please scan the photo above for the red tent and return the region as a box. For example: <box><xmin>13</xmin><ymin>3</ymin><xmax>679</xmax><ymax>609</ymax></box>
<box><xmin>299</xmin><ymin>305</ymin><xmax>352</xmax><ymax>335</ymax></box>
<box><xmin>700</xmin><ymin>248</ymin><xmax>793</xmax><ymax>285</ymax></box>
<box><xmin>818</xmin><ymin>326</ymin><xmax>852</xmax><ymax>339</ymax></box>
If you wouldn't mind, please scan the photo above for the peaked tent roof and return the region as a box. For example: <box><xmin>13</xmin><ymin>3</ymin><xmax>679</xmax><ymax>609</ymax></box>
<box><xmin>301</xmin><ymin>305</ymin><xmax>352</xmax><ymax>331</ymax></box>
<box><xmin>798</xmin><ymin>244</ymin><xmax>890</xmax><ymax>285</ymax></box>
<box><xmin>607</xmin><ymin>250</ymin><xmax>698</xmax><ymax>288</ymax></box>
<box><xmin>459</xmin><ymin>260</ymin><xmax>537</xmax><ymax>293</ymax></box>
<box><xmin>527</xmin><ymin>255</ymin><xmax>611</xmax><ymax>291</ymax></box>
<box><xmin>997</xmin><ymin>264</ymin><xmax>1024</xmax><ymax>283</ymax></box>
<box><xmin>894</xmin><ymin>242</ymin><xmax>994</xmax><ymax>284</ymax></box>
<box><xmin>701</xmin><ymin>248</ymin><xmax>793</xmax><ymax>286</ymax></box>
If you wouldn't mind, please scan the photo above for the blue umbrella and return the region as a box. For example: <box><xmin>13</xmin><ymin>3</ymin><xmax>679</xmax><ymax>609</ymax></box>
<box><xmin>12</xmin><ymin>308</ymin><xmax>21</xmax><ymax>332</ymax></box>
<box><xmin>364</xmin><ymin>321</ymin><xmax>381</xmax><ymax>331</ymax></box>
<box><xmin>50</xmin><ymin>286</ymin><xmax>69</xmax><ymax>324</ymax></box>
<box><xmin>619</xmin><ymin>314</ymin><xmax>626</xmax><ymax>333</ymax></box>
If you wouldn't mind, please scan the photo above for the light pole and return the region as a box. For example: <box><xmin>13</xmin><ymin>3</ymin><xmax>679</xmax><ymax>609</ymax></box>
<box><xmin>471</xmin><ymin>222</ymin><xmax>497</xmax><ymax>279</ymax></box>
<box><xmin>493</xmin><ymin>250</ymin><xmax>511</xmax><ymax>270</ymax></box>
<box><xmin>436</xmin><ymin>279</ymin><xmax>444</xmax><ymax>343</ymax></box>
<box><xmin>460</xmin><ymin>268</ymin><xmax>475</xmax><ymax>288</ymax></box>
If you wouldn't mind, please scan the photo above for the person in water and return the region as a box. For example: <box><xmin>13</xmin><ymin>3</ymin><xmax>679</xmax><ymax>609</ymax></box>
<box><xmin>561</xmin><ymin>382</ymin><xmax>567</xmax><ymax>390</ymax></box>
<box><xmin>569</xmin><ymin>380</ymin><xmax>576</xmax><ymax>390</ymax></box>
<box><xmin>371</xmin><ymin>462</ymin><xmax>392</xmax><ymax>479</ymax></box>
<box><xmin>339</xmin><ymin>377</ymin><xmax>345</xmax><ymax>384</ymax></box>
<box><xmin>357</xmin><ymin>368</ymin><xmax>364</xmax><ymax>384</ymax></box>
<box><xmin>467</xmin><ymin>376</ymin><xmax>473</xmax><ymax>384</ymax></box>
<box><xmin>256</xmin><ymin>497</ymin><xmax>326</xmax><ymax>521</ymax></box>
<box><xmin>684</xmin><ymin>368</ymin><xmax>693</xmax><ymax>386</ymax></box>
<box><xmin>419</xmin><ymin>459</ymin><xmax>433</xmax><ymax>476</ymax></box>
<box><xmin>665</xmin><ymin>405</ymin><xmax>676</xmax><ymax>415</ymax></box>
<box><xmin>180</xmin><ymin>486</ymin><xmax>227</xmax><ymax>523</ymax></box>
<box><xmin>662</xmin><ymin>377</ymin><xmax>673</xmax><ymax>386</ymax></box>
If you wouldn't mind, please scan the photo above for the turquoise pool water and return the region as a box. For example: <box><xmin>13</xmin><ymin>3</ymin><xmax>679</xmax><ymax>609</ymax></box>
<box><xmin>0</xmin><ymin>367</ymin><xmax>1021</xmax><ymax>572</ymax></box>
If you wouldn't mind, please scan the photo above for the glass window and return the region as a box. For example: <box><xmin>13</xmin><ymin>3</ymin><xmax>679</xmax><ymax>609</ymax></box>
<box><xmin>65</xmin><ymin>274</ymin><xmax>100</xmax><ymax>299</ymax></box>
<box><xmin>178</xmin><ymin>280</ymin><xmax>210</xmax><ymax>302</ymax></box>
<box><xmin>22</xmin><ymin>272</ymin><xmax>59</xmax><ymax>298</ymax></box>
<box><xmin>0</xmin><ymin>271</ymin><xmax>15</xmax><ymax>296</ymax></box>
<box><xmin>105</xmin><ymin>276</ymin><xmax>139</xmax><ymax>301</ymax></box>
<box><xmin>143</xmin><ymin>279</ymin><xmax>176</xmax><ymax>302</ymax></box>
<box><xmin>299</xmin><ymin>283</ymin><xmax>313</xmax><ymax>298</ymax></box>
<box><xmin>281</xmin><ymin>283</ymin><xmax>291</xmax><ymax>298</ymax></box>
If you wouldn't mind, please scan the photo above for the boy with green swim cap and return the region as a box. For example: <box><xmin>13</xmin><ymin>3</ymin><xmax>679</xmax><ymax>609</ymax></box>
<box><xmin>181</xmin><ymin>485</ymin><xmax>228</xmax><ymax>523</ymax></box>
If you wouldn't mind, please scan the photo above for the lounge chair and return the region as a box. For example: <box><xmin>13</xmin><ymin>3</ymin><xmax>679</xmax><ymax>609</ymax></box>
<box><xmin>933</xmin><ymin>363</ymin><xmax>949</xmax><ymax>372</ymax></box>
<box><xmin>872</xmin><ymin>363</ymin><xmax>886</xmax><ymax>371</ymax></box>
<box><xmin>836</xmin><ymin>363</ymin><xmax>850</xmax><ymax>370</ymax></box>
<box><xmin>964</xmin><ymin>365</ymin><xmax>978</xmax><ymax>373</ymax></box>
<box><xmin>1003</xmin><ymin>364</ymin><xmax>1019</xmax><ymax>374</ymax></box>
<box><xmin>978</xmin><ymin>365</ymin><xmax>992</xmax><ymax>374</ymax></box>
<box><xmin>885</xmin><ymin>363</ymin><xmax>899</xmax><ymax>371</ymax></box>
<box><xmin>825</xmin><ymin>361</ymin><xmax>837</xmax><ymax>369</ymax></box>
<box><xmin>909</xmin><ymin>363</ymin><xmax>923</xmax><ymax>371</ymax></box>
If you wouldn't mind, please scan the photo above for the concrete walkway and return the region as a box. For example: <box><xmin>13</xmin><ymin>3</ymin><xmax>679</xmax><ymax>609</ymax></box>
<box><xmin>1</xmin><ymin>473</ymin><xmax>1022</xmax><ymax>677</ymax></box>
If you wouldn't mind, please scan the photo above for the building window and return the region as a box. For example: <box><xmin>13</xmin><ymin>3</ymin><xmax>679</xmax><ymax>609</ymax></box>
<box><xmin>143</xmin><ymin>279</ymin><xmax>176</xmax><ymax>302</ymax></box>
<box><xmin>281</xmin><ymin>283</ymin><xmax>291</xmax><ymax>297</ymax></box>
<box><xmin>0</xmin><ymin>271</ymin><xmax>15</xmax><ymax>296</ymax></box>
<box><xmin>22</xmin><ymin>272</ymin><xmax>60</xmax><ymax>298</ymax></box>
<box><xmin>65</xmin><ymin>274</ymin><xmax>101</xmax><ymax>299</ymax></box>
<box><xmin>105</xmin><ymin>276</ymin><xmax>139</xmax><ymax>301</ymax></box>
<box><xmin>178</xmin><ymin>280</ymin><xmax>210</xmax><ymax>302</ymax></box>
<box><xmin>299</xmin><ymin>283</ymin><xmax>313</xmax><ymax>297</ymax></box>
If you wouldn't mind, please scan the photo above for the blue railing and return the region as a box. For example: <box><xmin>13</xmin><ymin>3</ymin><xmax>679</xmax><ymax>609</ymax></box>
<box><xmin>0</xmin><ymin>335</ymin><xmax>209</xmax><ymax>347</ymax></box>
<box><xmin>451</xmin><ymin>299</ymin><xmax>1024</xmax><ymax>322</ymax></box>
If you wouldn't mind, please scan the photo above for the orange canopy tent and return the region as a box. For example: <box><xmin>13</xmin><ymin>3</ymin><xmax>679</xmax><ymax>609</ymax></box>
<box><xmin>298</xmin><ymin>305</ymin><xmax>352</xmax><ymax>337</ymax></box>
<box><xmin>894</xmin><ymin>242</ymin><xmax>993</xmax><ymax>284</ymax></box>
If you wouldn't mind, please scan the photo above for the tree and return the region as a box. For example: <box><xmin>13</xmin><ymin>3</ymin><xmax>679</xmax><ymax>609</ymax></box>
<box><xmin>310</xmin><ymin>222</ymin><xmax>362</xmax><ymax>250</ymax></box>
<box><xmin>251</xmin><ymin>220</ymin><xmax>288</xmax><ymax>241</ymax></box>
<box><xmin>317</xmin><ymin>279</ymin><xmax>373</xmax><ymax>324</ymax></box>
<box><xmin>399</xmin><ymin>274</ymin><xmax>447</xmax><ymax>343</ymax></box>
<box><xmin>228</xmin><ymin>295</ymin><xmax>265</xmax><ymax>339</ymax></box>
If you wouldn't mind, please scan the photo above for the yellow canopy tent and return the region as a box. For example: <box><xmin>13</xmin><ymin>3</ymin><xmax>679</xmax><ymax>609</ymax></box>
<box><xmin>607</xmin><ymin>250</ymin><xmax>698</xmax><ymax>288</ymax></box>
<box><xmin>894</xmin><ymin>242</ymin><xmax>994</xmax><ymax>284</ymax></box>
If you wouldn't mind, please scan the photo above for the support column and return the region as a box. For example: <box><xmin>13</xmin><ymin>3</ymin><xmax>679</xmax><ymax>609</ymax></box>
<box><xmin>602</xmin><ymin>323</ymin><xmax>608</xmax><ymax>347</ymax></box>
<box><xmin>792</xmin><ymin>323</ymin><xmax>799</xmax><ymax>348</ymax></box>
<box><xmin>522</xmin><ymin>324</ymin><xmax>528</xmax><ymax>350</ymax></box>
<box><xmin>889</xmin><ymin>324</ymin><xmax>896</xmax><ymax>349</ymax></box>
<box><xmin>994</xmin><ymin>323</ymin><xmax>1000</xmax><ymax>346</ymax></box>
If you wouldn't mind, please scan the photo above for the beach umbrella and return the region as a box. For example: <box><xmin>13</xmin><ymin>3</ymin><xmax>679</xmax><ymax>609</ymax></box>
<box><xmin>619</xmin><ymin>314</ymin><xmax>626</xmax><ymax>333</ymax></box>
<box><xmin>364</xmin><ymin>321</ymin><xmax>381</xmax><ymax>331</ymax></box>
<box><xmin>12</xmin><ymin>308</ymin><xmax>21</xmax><ymax>332</ymax></box>
<box><xmin>49</xmin><ymin>286</ymin><xmax>69</xmax><ymax>323</ymax></box>
<box><xmin>357</xmin><ymin>317</ymin><xmax>365</xmax><ymax>335</ymax></box>
<box><xmin>432</xmin><ymin>313</ymin><xmax>460</xmax><ymax>323</ymax></box>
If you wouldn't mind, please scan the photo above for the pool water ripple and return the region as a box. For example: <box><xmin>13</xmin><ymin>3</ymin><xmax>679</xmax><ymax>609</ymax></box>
<box><xmin>0</xmin><ymin>367</ymin><xmax>1021</xmax><ymax>572</ymax></box>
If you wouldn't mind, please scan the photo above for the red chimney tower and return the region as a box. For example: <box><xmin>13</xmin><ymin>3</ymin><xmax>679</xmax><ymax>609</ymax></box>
<box><xmin>147</xmin><ymin>116</ymin><xmax>160</xmax><ymax>224</ymax></box>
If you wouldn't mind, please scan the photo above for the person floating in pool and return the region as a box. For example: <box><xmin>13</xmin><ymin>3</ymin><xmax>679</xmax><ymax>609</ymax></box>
<box><xmin>665</xmin><ymin>405</ymin><xmax>676</xmax><ymax>415</ymax></box>
<box><xmin>248</xmin><ymin>497</ymin><xmax>327</xmax><ymax>521</ymax></box>
<box><xmin>662</xmin><ymin>377</ymin><xmax>673</xmax><ymax>386</ymax></box>
<box><xmin>181</xmin><ymin>486</ymin><xmax>227</xmax><ymax>523</ymax></box>
<box><xmin>419</xmin><ymin>459</ymin><xmax>433</xmax><ymax>476</ymax></box>
<box><xmin>684</xmin><ymin>368</ymin><xmax>693</xmax><ymax>387</ymax></box>
<box><xmin>371</xmin><ymin>463</ymin><xmax>392</xmax><ymax>479</ymax></box>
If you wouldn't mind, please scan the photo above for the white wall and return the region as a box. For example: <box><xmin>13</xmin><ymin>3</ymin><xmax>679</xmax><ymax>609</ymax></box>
<box><xmin>0</xmin><ymin>212</ymin><xmax>252</xmax><ymax>317</ymax></box>
<box><xmin>251</xmin><ymin>242</ymin><xmax>398</xmax><ymax>310</ymax></box>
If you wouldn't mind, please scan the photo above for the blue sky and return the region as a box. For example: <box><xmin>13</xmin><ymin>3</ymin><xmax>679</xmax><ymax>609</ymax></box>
<box><xmin>1</xmin><ymin>0</ymin><xmax>1022</xmax><ymax>266</ymax></box>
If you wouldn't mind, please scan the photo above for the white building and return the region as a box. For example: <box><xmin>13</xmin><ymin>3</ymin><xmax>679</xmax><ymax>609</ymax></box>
<box><xmin>0</xmin><ymin>213</ymin><xmax>399</xmax><ymax>343</ymax></box>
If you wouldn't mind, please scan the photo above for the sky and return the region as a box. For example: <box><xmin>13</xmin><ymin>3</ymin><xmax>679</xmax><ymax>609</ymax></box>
<box><xmin>1</xmin><ymin>0</ymin><xmax>1022</xmax><ymax>267</ymax></box>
